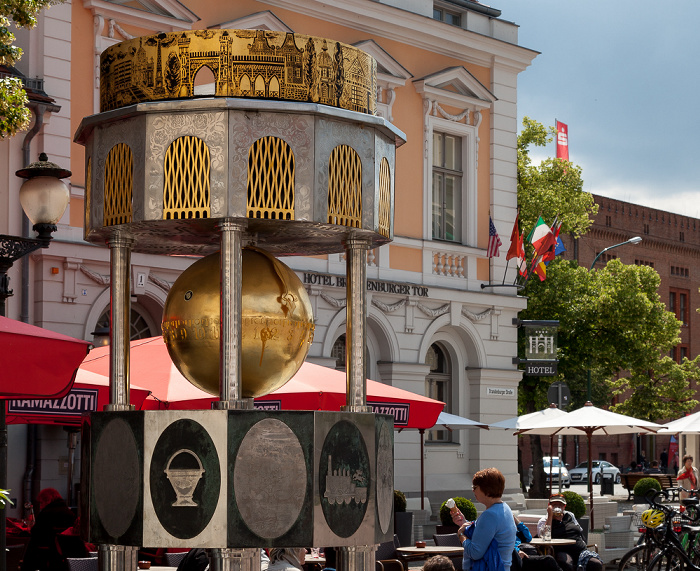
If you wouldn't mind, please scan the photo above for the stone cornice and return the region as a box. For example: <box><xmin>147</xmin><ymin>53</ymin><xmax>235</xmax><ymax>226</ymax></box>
<box><xmin>587</xmin><ymin>227</ymin><xmax>700</xmax><ymax>258</ymax></box>
<box><xmin>259</xmin><ymin>0</ymin><xmax>537</xmax><ymax>72</ymax></box>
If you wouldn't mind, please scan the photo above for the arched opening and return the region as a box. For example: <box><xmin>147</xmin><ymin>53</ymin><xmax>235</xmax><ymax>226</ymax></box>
<box><xmin>193</xmin><ymin>65</ymin><xmax>216</xmax><ymax>95</ymax></box>
<box><xmin>425</xmin><ymin>343</ymin><xmax>452</xmax><ymax>442</ymax></box>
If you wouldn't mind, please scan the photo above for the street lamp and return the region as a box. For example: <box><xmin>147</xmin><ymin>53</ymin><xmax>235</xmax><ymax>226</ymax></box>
<box><xmin>0</xmin><ymin>153</ymin><xmax>70</xmax><ymax>571</ymax></box>
<box><xmin>586</xmin><ymin>236</ymin><xmax>642</xmax><ymax>401</ymax></box>
<box><xmin>589</xmin><ymin>236</ymin><xmax>642</xmax><ymax>271</ymax></box>
<box><xmin>0</xmin><ymin>153</ymin><xmax>71</xmax><ymax>316</ymax></box>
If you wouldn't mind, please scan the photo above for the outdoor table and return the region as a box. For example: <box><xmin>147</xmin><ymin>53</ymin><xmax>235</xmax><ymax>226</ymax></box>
<box><xmin>395</xmin><ymin>546</ymin><xmax>464</xmax><ymax>569</ymax></box>
<box><xmin>303</xmin><ymin>554</ymin><xmax>326</xmax><ymax>571</ymax></box>
<box><xmin>528</xmin><ymin>537</ymin><xmax>576</xmax><ymax>557</ymax></box>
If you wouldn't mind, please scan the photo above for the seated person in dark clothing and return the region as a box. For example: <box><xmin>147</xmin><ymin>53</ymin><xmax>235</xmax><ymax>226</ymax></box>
<box><xmin>537</xmin><ymin>494</ymin><xmax>602</xmax><ymax>571</ymax></box>
<box><xmin>512</xmin><ymin>514</ymin><xmax>558</xmax><ymax>571</ymax></box>
<box><xmin>645</xmin><ymin>460</ymin><xmax>663</xmax><ymax>474</ymax></box>
<box><xmin>21</xmin><ymin>488</ymin><xmax>76</xmax><ymax>571</ymax></box>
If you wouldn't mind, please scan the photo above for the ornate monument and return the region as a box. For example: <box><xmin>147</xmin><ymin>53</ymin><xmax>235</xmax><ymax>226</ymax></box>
<box><xmin>76</xmin><ymin>29</ymin><xmax>404</xmax><ymax>571</ymax></box>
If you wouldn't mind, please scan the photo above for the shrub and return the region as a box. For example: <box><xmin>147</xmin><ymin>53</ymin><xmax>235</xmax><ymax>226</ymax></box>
<box><xmin>634</xmin><ymin>477</ymin><xmax>662</xmax><ymax>500</ymax></box>
<box><xmin>394</xmin><ymin>489</ymin><xmax>407</xmax><ymax>512</ymax></box>
<box><xmin>561</xmin><ymin>491</ymin><xmax>586</xmax><ymax>519</ymax></box>
<box><xmin>439</xmin><ymin>497</ymin><xmax>477</xmax><ymax>526</ymax></box>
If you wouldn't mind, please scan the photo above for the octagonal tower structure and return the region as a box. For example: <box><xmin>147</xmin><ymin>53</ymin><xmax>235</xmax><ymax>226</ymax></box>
<box><xmin>75</xmin><ymin>29</ymin><xmax>405</xmax><ymax>571</ymax></box>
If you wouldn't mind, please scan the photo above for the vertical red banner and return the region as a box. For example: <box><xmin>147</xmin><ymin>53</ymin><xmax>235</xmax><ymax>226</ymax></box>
<box><xmin>556</xmin><ymin>120</ymin><xmax>569</xmax><ymax>161</ymax></box>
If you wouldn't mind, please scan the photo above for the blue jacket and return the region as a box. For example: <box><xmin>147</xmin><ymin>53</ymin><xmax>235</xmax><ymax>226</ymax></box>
<box><xmin>460</xmin><ymin>502</ymin><xmax>514</xmax><ymax>571</ymax></box>
<box><xmin>464</xmin><ymin>523</ymin><xmax>503</xmax><ymax>571</ymax></box>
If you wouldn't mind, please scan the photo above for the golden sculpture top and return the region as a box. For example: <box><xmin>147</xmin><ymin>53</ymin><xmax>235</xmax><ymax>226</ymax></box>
<box><xmin>100</xmin><ymin>29</ymin><xmax>377</xmax><ymax>114</ymax></box>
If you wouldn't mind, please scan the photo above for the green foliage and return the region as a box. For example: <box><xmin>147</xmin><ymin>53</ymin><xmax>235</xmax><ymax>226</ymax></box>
<box><xmin>393</xmin><ymin>489</ymin><xmax>406</xmax><ymax>512</ymax></box>
<box><xmin>561</xmin><ymin>491</ymin><xmax>585</xmax><ymax>519</ymax></box>
<box><xmin>439</xmin><ymin>497</ymin><xmax>476</xmax><ymax>526</ymax></box>
<box><xmin>633</xmin><ymin>477</ymin><xmax>662</xmax><ymax>499</ymax></box>
<box><xmin>517</xmin><ymin>117</ymin><xmax>598</xmax><ymax>240</ymax></box>
<box><xmin>0</xmin><ymin>488</ymin><xmax>13</xmax><ymax>508</ymax></box>
<box><xmin>0</xmin><ymin>0</ymin><xmax>60</xmax><ymax>138</ymax></box>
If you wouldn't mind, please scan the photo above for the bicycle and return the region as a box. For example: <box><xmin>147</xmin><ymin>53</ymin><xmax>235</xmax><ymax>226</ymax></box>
<box><xmin>618</xmin><ymin>487</ymin><xmax>700</xmax><ymax>571</ymax></box>
<box><xmin>638</xmin><ymin>488</ymin><xmax>700</xmax><ymax>571</ymax></box>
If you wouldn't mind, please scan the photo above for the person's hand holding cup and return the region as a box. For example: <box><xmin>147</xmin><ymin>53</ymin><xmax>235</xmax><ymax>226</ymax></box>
<box><xmin>447</xmin><ymin>498</ymin><xmax>467</xmax><ymax>526</ymax></box>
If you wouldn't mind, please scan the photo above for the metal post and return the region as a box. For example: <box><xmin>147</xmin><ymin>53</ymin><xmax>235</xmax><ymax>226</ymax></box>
<box><xmin>106</xmin><ymin>231</ymin><xmax>135</xmax><ymax>411</ymax></box>
<box><xmin>342</xmin><ymin>236</ymin><xmax>372</xmax><ymax>413</ymax></box>
<box><xmin>207</xmin><ymin>548</ymin><xmax>259</xmax><ymax>571</ymax></box>
<box><xmin>337</xmin><ymin>545</ymin><xmax>376</xmax><ymax>571</ymax></box>
<box><xmin>212</xmin><ymin>219</ymin><xmax>251</xmax><ymax>410</ymax></box>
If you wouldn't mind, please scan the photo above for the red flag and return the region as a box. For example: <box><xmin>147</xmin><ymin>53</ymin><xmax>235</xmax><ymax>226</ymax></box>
<box><xmin>541</xmin><ymin>220</ymin><xmax>562</xmax><ymax>264</ymax></box>
<box><xmin>506</xmin><ymin>213</ymin><xmax>520</xmax><ymax>260</ymax></box>
<box><xmin>531</xmin><ymin>253</ymin><xmax>547</xmax><ymax>281</ymax></box>
<box><xmin>556</xmin><ymin>120</ymin><xmax>569</xmax><ymax>161</ymax></box>
<box><xmin>517</xmin><ymin>232</ymin><xmax>527</xmax><ymax>277</ymax></box>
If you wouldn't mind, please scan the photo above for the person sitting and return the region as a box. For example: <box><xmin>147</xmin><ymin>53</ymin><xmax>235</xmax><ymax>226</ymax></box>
<box><xmin>20</xmin><ymin>488</ymin><xmax>77</xmax><ymax>571</ymax></box>
<box><xmin>452</xmin><ymin>467</ymin><xmax>516</xmax><ymax>571</ymax></box>
<box><xmin>645</xmin><ymin>460</ymin><xmax>662</xmax><ymax>474</ymax></box>
<box><xmin>512</xmin><ymin>515</ymin><xmax>558</xmax><ymax>571</ymax></box>
<box><xmin>266</xmin><ymin>548</ymin><xmax>306</xmax><ymax>571</ymax></box>
<box><xmin>423</xmin><ymin>555</ymin><xmax>455</xmax><ymax>571</ymax></box>
<box><xmin>537</xmin><ymin>494</ymin><xmax>602</xmax><ymax>571</ymax></box>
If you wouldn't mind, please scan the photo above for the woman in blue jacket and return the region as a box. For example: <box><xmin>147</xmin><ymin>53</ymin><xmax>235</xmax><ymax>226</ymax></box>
<box><xmin>451</xmin><ymin>468</ymin><xmax>515</xmax><ymax>571</ymax></box>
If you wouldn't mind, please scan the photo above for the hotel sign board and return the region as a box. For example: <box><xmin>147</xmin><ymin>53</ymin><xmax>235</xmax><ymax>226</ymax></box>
<box><xmin>516</xmin><ymin>320</ymin><xmax>559</xmax><ymax>377</ymax></box>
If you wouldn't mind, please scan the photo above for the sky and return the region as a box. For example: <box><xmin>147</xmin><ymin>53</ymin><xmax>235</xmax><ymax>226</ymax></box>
<box><xmin>491</xmin><ymin>0</ymin><xmax>700</xmax><ymax>218</ymax></box>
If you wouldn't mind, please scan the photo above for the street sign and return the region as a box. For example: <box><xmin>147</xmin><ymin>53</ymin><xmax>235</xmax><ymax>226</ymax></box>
<box><xmin>547</xmin><ymin>381</ymin><xmax>571</xmax><ymax>409</ymax></box>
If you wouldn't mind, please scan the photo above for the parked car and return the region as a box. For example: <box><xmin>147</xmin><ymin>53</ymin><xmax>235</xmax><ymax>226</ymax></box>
<box><xmin>569</xmin><ymin>460</ymin><xmax>622</xmax><ymax>484</ymax></box>
<box><xmin>528</xmin><ymin>456</ymin><xmax>571</xmax><ymax>488</ymax></box>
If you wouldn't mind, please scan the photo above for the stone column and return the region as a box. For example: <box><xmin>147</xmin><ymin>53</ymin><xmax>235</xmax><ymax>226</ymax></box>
<box><xmin>213</xmin><ymin>218</ymin><xmax>251</xmax><ymax>410</ymax></box>
<box><xmin>342</xmin><ymin>235</ymin><xmax>372</xmax><ymax>413</ymax></box>
<box><xmin>106</xmin><ymin>230</ymin><xmax>135</xmax><ymax>411</ymax></box>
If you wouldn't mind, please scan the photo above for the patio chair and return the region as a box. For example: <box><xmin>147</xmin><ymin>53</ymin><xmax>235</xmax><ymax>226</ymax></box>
<box><xmin>164</xmin><ymin>551</ymin><xmax>189</xmax><ymax>566</ymax></box>
<box><xmin>433</xmin><ymin>533</ymin><xmax>462</xmax><ymax>569</ymax></box>
<box><xmin>375</xmin><ymin>535</ymin><xmax>404</xmax><ymax>571</ymax></box>
<box><xmin>66</xmin><ymin>557</ymin><xmax>98</xmax><ymax>571</ymax></box>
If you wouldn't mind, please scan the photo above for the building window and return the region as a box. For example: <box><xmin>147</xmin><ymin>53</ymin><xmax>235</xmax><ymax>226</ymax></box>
<box><xmin>680</xmin><ymin>231</ymin><xmax>685</xmax><ymax>242</ymax></box>
<box><xmin>643</xmin><ymin>223</ymin><xmax>649</xmax><ymax>234</ymax></box>
<box><xmin>433</xmin><ymin>7</ymin><xmax>461</xmax><ymax>26</ymax></box>
<box><xmin>605</xmin><ymin>216</ymin><xmax>612</xmax><ymax>227</ymax></box>
<box><xmin>635</xmin><ymin>259</ymin><xmax>654</xmax><ymax>268</ymax></box>
<box><xmin>671</xmin><ymin>266</ymin><xmax>689</xmax><ymax>277</ymax></box>
<box><xmin>432</xmin><ymin>131</ymin><xmax>462</xmax><ymax>242</ymax></box>
<box><xmin>670</xmin><ymin>289</ymin><xmax>690</xmax><ymax>326</ymax></box>
<box><xmin>95</xmin><ymin>307</ymin><xmax>153</xmax><ymax>340</ymax></box>
<box><xmin>425</xmin><ymin>343</ymin><xmax>452</xmax><ymax>443</ymax></box>
<box><xmin>332</xmin><ymin>334</ymin><xmax>346</xmax><ymax>371</ymax></box>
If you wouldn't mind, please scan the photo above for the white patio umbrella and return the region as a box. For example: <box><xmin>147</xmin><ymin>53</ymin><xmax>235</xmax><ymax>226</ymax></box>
<box><xmin>516</xmin><ymin>401</ymin><xmax>663</xmax><ymax>529</ymax></box>
<box><xmin>491</xmin><ymin>404</ymin><xmax>570</xmax><ymax>494</ymax></box>
<box><xmin>658</xmin><ymin>410</ymin><xmax>700</xmax><ymax>433</ymax></box>
<box><xmin>413</xmin><ymin>411</ymin><xmax>489</xmax><ymax>509</ymax></box>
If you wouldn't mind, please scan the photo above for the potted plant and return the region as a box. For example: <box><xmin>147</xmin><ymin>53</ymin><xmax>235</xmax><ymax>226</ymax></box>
<box><xmin>561</xmin><ymin>491</ymin><xmax>588</xmax><ymax>541</ymax></box>
<box><xmin>436</xmin><ymin>497</ymin><xmax>477</xmax><ymax>534</ymax></box>
<box><xmin>393</xmin><ymin>490</ymin><xmax>413</xmax><ymax>547</ymax></box>
<box><xmin>633</xmin><ymin>477</ymin><xmax>662</xmax><ymax>504</ymax></box>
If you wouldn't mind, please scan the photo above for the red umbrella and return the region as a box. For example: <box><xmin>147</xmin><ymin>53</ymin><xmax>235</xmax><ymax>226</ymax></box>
<box><xmin>0</xmin><ymin>316</ymin><xmax>91</xmax><ymax>398</ymax></box>
<box><xmin>79</xmin><ymin>336</ymin><xmax>444</xmax><ymax>429</ymax></box>
<box><xmin>5</xmin><ymin>369</ymin><xmax>151</xmax><ymax>426</ymax></box>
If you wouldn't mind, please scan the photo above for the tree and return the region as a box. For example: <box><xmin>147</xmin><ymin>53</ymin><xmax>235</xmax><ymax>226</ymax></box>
<box><xmin>515</xmin><ymin>118</ymin><xmax>699</xmax><ymax>496</ymax></box>
<box><xmin>0</xmin><ymin>0</ymin><xmax>58</xmax><ymax>138</ymax></box>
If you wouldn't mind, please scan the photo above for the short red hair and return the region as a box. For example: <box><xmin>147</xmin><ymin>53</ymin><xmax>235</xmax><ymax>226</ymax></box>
<box><xmin>37</xmin><ymin>488</ymin><xmax>62</xmax><ymax>510</ymax></box>
<box><xmin>472</xmin><ymin>467</ymin><xmax>505</xmax><ymax>498</ymax></box>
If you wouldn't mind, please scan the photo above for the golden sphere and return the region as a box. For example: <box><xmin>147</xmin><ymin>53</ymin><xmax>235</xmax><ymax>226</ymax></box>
<box><xmin>162</xmin><ymin>248</ymin><xmax>314</xmax><ymax>398</ymax></box>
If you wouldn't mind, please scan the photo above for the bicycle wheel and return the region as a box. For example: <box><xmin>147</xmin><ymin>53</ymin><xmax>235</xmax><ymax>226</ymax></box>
<box><xmin>648</xmin><ymin>546</ymin><xmax>686</xmax><ymax>571</ymax></box>
<box><xmin>619</xmin><ymin>544</ymin><xmax>656</xmax><ymax>571</ymax></box>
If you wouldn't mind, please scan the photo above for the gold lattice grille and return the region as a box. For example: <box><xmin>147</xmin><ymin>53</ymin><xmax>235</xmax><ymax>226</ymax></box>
<box><xmin>104</xmin><ymin>143</ymin><xmax>133</xmax><ymax>226</ymax></box>
<box><xmin>378</xmin><ymin>157</ymin><xmax>391</xmax><ymax>237</ymax></box>
<box><xmin>85</xmin><ymin>157</ymin><xmax>92</xmax><ymax>233</ymax></box>
<box><xmin>327</xmin><ymin>145</ymin><xmax>362</xmax><ymax>227</ymax></box>
<box><xmin>247</xmin><ymin>136</ymin><xmax>295</xmax><ymax>220</ymax></box>
<box><xmin>164</xmin><ymin>136</ymin><xmax>211</xmax><ymax>219</ymax></box>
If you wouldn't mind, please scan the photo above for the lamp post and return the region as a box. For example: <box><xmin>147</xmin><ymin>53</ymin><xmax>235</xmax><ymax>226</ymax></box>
<box><xmin>586</xmin><ymin>236</ymin><xmax>642</xmax><ymax>401</ymax></box>
<box><xmin>0</xmin><ymin>153</ymin><xmax>70</xmax><ymax>571</ymax></box>
<box><xmin>0</xmin><ymin>153</ymin><xmax>71</xmax><ymax>316</ymax></box>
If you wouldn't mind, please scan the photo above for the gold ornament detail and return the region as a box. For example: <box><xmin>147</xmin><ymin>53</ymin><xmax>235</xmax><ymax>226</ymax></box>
<box><xmin>104</xmin><ymin>143</ymin><xmax>133</xmax><ymax>226</ymax></box>
<box><xmin>100</xmin><ymin>30</ymin><xmax>377</xmax><ymax>115</ymax></box>
<box><xmin>161</xmin><ymin>247</ymin><xmax>314</xmax><ymax>398</ymax></box>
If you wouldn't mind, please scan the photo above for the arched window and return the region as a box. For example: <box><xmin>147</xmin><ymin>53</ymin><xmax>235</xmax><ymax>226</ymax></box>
<box><xmin>425</xmin><ymin>343</ymin><xmax>452</xmax><ymax>443</ymax></box>
<box><xmin>94</xmin><ymin>307</ymin><xmax>154</xmax><ymax>343</ymax></box>
<box><xmin>332</xmin><ymin>334</ymin><xmax>346</xmax><ymax>371</ymax></box>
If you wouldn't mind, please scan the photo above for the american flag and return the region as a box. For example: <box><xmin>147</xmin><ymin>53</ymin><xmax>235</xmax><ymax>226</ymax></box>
<box><xmin>487</xmin><ymin>216</ymin><xmax>502</xmax><ymax>258</ymax></box>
